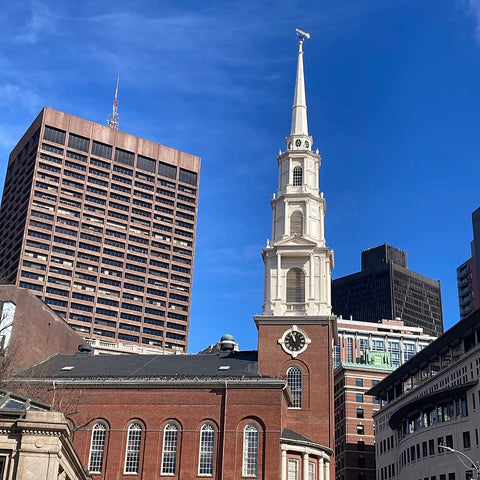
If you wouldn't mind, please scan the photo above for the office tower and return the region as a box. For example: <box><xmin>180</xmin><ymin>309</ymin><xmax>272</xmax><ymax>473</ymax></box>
<box><xmin>333</xmin><ymin>317</ymin><xmax>435</xmax><ymax>480</ymax></box>
<box><xmin>0</xmin><ymin>107</ymin><xmax>200</xmax><ymax>353</ymax></box>
<box><xmin>457</xmin><ymin>206</ymin><xmax>480</xmax><ymax>320</ymax></box>
<box><xmin>332</xmin><ymin>244</ymin><xmax>443</xmax><ymax>337</ymax></box>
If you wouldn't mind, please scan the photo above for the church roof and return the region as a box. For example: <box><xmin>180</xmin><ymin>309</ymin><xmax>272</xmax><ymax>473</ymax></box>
<box><xmin>14</xmin><ymin>350</ymin><xmax>281</xmax><ymax>385</ymax></box>
<box><xmin>281</xmin><ymin>428</ymin><xmax>333</xmax><ymax>455</ymax></box>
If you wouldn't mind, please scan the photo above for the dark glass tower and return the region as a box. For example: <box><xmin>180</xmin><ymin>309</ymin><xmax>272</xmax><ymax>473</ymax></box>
<box><xmin>332</xmin><ymin>244</ymin><xmax>443</xmax><ymax>337</ymax></box>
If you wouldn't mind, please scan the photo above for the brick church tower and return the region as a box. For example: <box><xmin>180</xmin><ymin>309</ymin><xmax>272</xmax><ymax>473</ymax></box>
<box><xmin>255</xmin><ymin>29</ymin><xmax>337</xmax><ymax>478</ymax></box>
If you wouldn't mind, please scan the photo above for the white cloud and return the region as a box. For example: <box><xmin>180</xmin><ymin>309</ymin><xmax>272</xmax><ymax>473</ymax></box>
<box><xmin>14</xmin><ymin>0</ymin><xmax>57</xmax><ymax>45</ymax></box>
<box><xmin>0</xmin><ymin>83</ymin><xmax>43</xmax><ymax>114</ymax></box>
<box><xmin>460</xmin><ymin>0</ymin><xmax>480</xmax><ymax>42</ymax></box>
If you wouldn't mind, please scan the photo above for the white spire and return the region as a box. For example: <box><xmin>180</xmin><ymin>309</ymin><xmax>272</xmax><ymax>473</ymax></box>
<box><xmin>290</xmin><ymin>30</ymin><xmax>309</xmax><ymax>136</ymax></box>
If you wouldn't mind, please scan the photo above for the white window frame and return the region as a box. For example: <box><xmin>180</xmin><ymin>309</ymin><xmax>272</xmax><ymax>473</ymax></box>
<box><xmin>242</xmin><ymin>423</ymin><xmax>259</xmax><ymax>477</ymax></box>
<box><xmin>161</xmin><ymin>423</ymin><xmax>179</xmax><ymax>475</ymax></box>
<box><xmin>308</xmin><ymin>460</ymin><xmax>316</xmax><ymax>480</ymax></box>
<box><xmin>88</xmin><ymin>422</ymin><xmax>107</xmax><ymax>474</ymax></box>
<box><xmin>124</xmin><ymin>422</ymin><xmax>142</xmax><ymax>474</ymax></box>
<box><xmin>288</xmin><ymin>458</ymin><xmax>299</xmax><ymax>480</ymax></box>
<box><xmin>287</xmin><ymin>366</ymin><xmax>303</xmax><ymax>408</ymax></box>
<box><xmin>293</xmin><ymin>166</ymin><xmax>303</xmax><ymax>186</ymax></box>
<box><xmin>198</xmin><ymin>423</ymin><xmax>215</xmax><ymax>476</ymax></box>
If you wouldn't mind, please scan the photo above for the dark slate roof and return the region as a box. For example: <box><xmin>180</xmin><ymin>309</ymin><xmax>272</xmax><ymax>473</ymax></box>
<box><xmin>15</xmin><ymin>350</ymin><xmax>268</xmax><ymax>381</ymax></box>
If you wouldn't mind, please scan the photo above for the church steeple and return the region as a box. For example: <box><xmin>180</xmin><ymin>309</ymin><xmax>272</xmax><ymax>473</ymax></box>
<box><xmin>259</xmin><ymin>29</ymin><xmax>334</xmax><ymax>317</ymax></box>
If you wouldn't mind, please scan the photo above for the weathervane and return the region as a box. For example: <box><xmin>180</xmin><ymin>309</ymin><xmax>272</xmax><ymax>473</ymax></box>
<box><xmin>296</xmin><ymin>28</ymin><xmax>310</xmax><ymax>44</ymax></box>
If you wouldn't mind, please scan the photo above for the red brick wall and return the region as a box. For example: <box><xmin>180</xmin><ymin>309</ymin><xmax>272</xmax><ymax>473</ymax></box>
<box><xmin>43</xmin><ymin>383</ymin><xmax>286</xmax><ymax>479</ymax></box>
<box><xmin>0</xmin><ymin>285</ymin><xmax>83</xmax><ymax>373</ymax></box>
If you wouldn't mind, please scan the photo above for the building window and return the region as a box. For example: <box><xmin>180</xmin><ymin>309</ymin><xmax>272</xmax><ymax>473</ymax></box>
<box><xmin>357</xmin><ymin>425</ymin><xmax>364</xmax><ymax>435</ymax></box>
<box><xmin>124</xmin><ymin>422</ymin><xmax>142</xmax><ymax>474</ymax></box>
<box><xmin>347</xmin><ymin>338</ymin><xmax>353</xmax><ymax>362</ymax></box>
<box><xmin>357</xmin><ymin>408</ymin><xmax>364</xmax><ymax>419</ymax></box>
<box><xmin>446</xmin><ymin>435</ymin><xmax>453</xmax><ymax>448</ymax></box>
<box><xmin>242</xmin><ymin>423</ymin><xmax>259</xmax><ymax>477</ymax></box>
<box><xmin>308</xmin><ymin>461</ymin><xmax>316</xmax><ymax>480</ymax></box>
<box><xmin>288</xmin><ymin>458</ymin><xmax>299</xmax><ymax>480</ymax></box>
<box><xmin>161</xmin><ymin>423</ymin><xmax>179</xmax><ymax>475</ymax></box>
<box><xmin>292</xmin><ymin>166</ymin><xmax>303</xmax><ymax>186</ymax></box>
<box><xmin>429</xmin><ymin>439</ymin><xmax>435</xmax><ymax>455</ymax></box>
<box><xmin>287</xmin><ymin>366</ymin><xmax>303</xmax><ymax>408</ymax></box>
<box><xmin>463</xmin><ymin>431</ymin><xmax>471</xmax><ymax>449</ymax></box>
<box><xmin>356</xmin><ymin>393</ymin><xmax>363</xmax><ymax>403</ymax></box>
<box><xmin>88</xmin><ymin>422</ymin><xmax>107</xmax><ymax>474</ymax></box>
<box><xmin>286</xmin><ymin>268</ymin><xmax>305</xmax><ymax>306</ymax></box>
<box><xmin>198</xmin><ymin>423</ymin><xmax>215</xmax><ymax>476</ymax></box>
<box><xmin>290</xmin><ymin>211</ymin><xmax>303</xmax><ymax>235</ymax></box>
<box><xmin>356</xmin><ymin>378</ymin><xmax>363</xmax><ymax>387</ymax></box>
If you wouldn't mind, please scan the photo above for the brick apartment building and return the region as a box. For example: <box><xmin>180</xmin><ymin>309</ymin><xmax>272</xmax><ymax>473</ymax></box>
<box><xmin>13</xmin><ymin>31</ymin><xmax>337</xmax><ymax>480</ymax></box>
<box><xmin>334</xmin><ymin>318</ymin><xmax>435</xmax><ymax>480</ymax></box>
<box><xmin>0</xmin><ymin>108</ymin><xmax>200</xmax><ymax>353</ymax></box>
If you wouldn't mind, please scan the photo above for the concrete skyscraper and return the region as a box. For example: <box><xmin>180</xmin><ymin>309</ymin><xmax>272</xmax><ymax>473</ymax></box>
<box><xmin>0</xmin><ymin>107</ymin><xmax>200</xmax><ymax>353</ymax></box>
<box><xmin>457</xmin><ymin>206</ymin><xmax>480</xmax><ymax>320</ymax></box>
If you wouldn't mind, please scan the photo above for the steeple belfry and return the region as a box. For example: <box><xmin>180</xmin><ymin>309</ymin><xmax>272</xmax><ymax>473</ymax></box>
<box><xmin>258</xmin><ymin>29</ymin><xmax>334</xmax><ymax>318</ymax></box>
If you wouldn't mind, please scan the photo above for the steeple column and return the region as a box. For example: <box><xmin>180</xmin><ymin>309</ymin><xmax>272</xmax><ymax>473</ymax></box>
<box><xmin>276</xmin><ymin>252</ymin><xmax>282</xmax><ymax>300</ymax></box>
<box><xmin>309</xmin><ymin>253</ymin><xmax>315</xmax><ymax>301</ymax></box>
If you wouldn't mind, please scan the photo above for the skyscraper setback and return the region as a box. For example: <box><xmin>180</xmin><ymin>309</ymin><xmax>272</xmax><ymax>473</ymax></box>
<box><xmin>0</xmin><ymin>107</ymin><xmax>200</xmax><ymax>353</ymax></box>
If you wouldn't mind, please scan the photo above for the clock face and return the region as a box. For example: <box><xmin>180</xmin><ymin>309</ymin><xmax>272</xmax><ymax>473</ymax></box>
<box><xmin>284</xmin><ymin>331</ymin><xmax>306</xmax><ymax>352</ymax></box>
<box><xmin>278</xmin><ymin>326</ymin><xmax>311</xmax><ymax>357</ymax></box>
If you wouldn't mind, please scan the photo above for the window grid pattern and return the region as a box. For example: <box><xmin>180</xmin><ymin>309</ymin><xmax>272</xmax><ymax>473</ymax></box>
<box><xmin>161</xmin><ymin>423</ymin><xmax>179</xmax><ymax>475</ymax></box>
<box><xmin>124</xmin><ymin>422</ymin><xmax>142</xmax><ymax>474</ymax></box>
<box><xmin>242</xmin><ymin>424</ymin><xmax>259</xmax><ymax>477</ymax></box>
<box><xmin>198</xmin><ymin>424</ymin><xmax>215</xmax><ymax>476</ymax></box>
<box><xmin>88</xmin><ymin>422</ymin><xmax>107</xmax><ymax>473</ymax></box>
<box><xmin>287</xmin><ymin>366</ymin><xmax>303</xmax><ymax>408</ymax></box>
<box><xmin>293</xmin><ymin>166</ymin><xmax>303</xmax><ymax>186</ymax></box>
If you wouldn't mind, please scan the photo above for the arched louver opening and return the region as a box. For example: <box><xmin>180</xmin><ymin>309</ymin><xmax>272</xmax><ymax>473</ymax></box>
<box><xmin>286</xmin><ymin>268</ymin><xmax>305</xmax><ymax>311</ymax></box>
<box><xmin>290</xmin><ymin>211</ymin><xmax>303</xmax><ymax>236</ymax></box>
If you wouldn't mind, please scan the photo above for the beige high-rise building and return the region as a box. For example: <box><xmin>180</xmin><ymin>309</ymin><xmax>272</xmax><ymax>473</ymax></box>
<box><xmin>0</xmin><ymin>107</ymin><xmax>200</xmax><ymax>353</ymax></box>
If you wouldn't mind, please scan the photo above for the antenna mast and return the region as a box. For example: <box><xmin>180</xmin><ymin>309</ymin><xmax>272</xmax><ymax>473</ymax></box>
<box><xmin>107</xmin><ymin>75</ymin><xmax>120</xmax><ymax>130</ymax></box>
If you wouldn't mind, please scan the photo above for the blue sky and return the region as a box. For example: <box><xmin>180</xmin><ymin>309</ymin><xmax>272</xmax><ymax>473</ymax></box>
<box><xmin>1</xmin><ymin>1</ymin><xmax>480</xmax><ymax>353</ymax></box>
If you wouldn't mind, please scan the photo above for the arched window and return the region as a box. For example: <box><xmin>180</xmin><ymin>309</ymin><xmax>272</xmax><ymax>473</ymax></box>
<box><xmin>287</xmin><ymin>366</ymin><xmax>303</xmax><ymax>408</ymax></box>
<box><xmin>293</xmin><ymin>166</ymin><xmax>303</xmax><ymax>186</ymax></box>
<box><xmin>88</xmin><ymin>422</ymin><xmax>107</xmax><ymax>474</ymax></box>
<box><xmin>161</xmin><ymin>423</ymin><xmax>179</xmax><ymax>475</ymax></box>
<box><xmin>198</xmin><ymin>423</ymin><xmax>215</xmax><ymax>476</ymax></box>
<box><xmin>286</xmin><ymin>268</ymin><xmax>305</xmax><ymax>305</ymax></box>
<box><xmin>124</xmin><ymin>422</ymin><xmax>143</xmax><ymax>474</ymax></box>
<box><xmin>290</xmin><ymin>211</ymin><xmax>303</xmax><ymax>236</ymax></box>
<box><xmin>242</xmin><ymin>423</ymin><xmax>259</xmax><ymax>477</ymax></box>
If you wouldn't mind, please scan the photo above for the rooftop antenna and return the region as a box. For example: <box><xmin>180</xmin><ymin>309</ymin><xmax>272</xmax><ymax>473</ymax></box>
<box><xmin>107</xmin><ymin>75</ymin><xmax>120</xmax><ymax>130</ymax></box>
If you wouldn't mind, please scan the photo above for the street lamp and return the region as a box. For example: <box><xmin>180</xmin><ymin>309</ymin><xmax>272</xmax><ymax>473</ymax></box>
<box><xmin>438</xmin><ymin>445</ymin><xmax>480</xmax><ymax>480</ymax></box>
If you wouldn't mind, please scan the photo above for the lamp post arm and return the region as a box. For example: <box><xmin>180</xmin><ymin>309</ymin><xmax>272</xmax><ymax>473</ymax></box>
<box><xmin>438</xmin><ymin>445</ymin><xmax>479</xmax><ymax>478</ymax></box>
